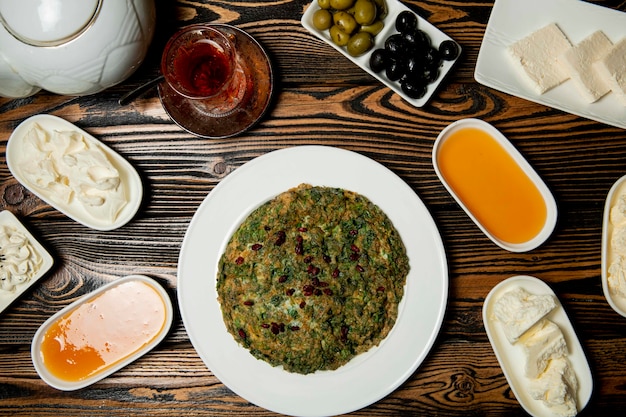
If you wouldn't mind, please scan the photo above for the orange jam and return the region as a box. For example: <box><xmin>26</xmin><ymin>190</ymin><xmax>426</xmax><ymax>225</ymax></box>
<box><xmin>40</xmin><ymin>280</ymin><xmax>167</xmax><ymax>382</ymax></box>
<box><xmin>437</xmin><ymin>127</ymin><xmax>547</xmax><ymax>244</ymax></box>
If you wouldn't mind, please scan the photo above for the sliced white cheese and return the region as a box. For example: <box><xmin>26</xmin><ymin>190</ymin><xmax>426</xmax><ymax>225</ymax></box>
<box><xmin>529</xmin><ymin>357</ymin><xmax>578</xmax><ymax>417</ymax></box>
<box><xmin>520</xmin><ymin>319</ymin><xmax>568</xmax><ymax>378</ymax></box>
<box><xmin>558</xmin><ymin>30</ymin><xmax>612</xmax><ymax>103</ymax></box>
<box><xmin>594</xmin><ymin>37</ymin><xmax>626</xmax><ymax>106</ymax></box>
<box><xmin>507</xmin><ymin>23</ymin><xmax>571</xmax><ymax>94</ymax></box>
<box><xmin>493</xmin><ymin>286</ymin><xmax>557</xmax><ymax>344</ymax></box>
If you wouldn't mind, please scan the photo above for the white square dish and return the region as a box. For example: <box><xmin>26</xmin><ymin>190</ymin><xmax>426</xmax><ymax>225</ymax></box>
<box><xmin>0</xmin><ymin>210</ymin><xmax>54</xmax><ymax>314</ymax></box>
<box><xmin>301</xmin><ymin>0</ymin><xmax>461</xmax><ymax>107</ymax></box>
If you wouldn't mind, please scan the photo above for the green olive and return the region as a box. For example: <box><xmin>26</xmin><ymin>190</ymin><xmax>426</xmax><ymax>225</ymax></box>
<box><xmin>317</xmin><ymin>0</ymin><xmax>331</xmax><ymax>9</ymax></box>
<box><xmin>353</xmin><ymin>0</ymin><xmax>377</xmax><ymax>26</ymax></box>
<box><xmin>312</xmin><ymin>9</ymin><xmax>333</xmax><ymax>30</ymax></box>
<box><xmin>330</xmin><ymin>0</ymin><xmax>355</xmax><ymax>11</ymax></box>
<box><xmin>333</xmin><ymin>11</ymin><xmax>358</xmax><ymax>34</ymax></box>
<box><xmin>372</xmin><ymin>0</ymin><xmax>388</xmax><ymax>19</ymax></box>
<box><xmin>329</xmin><ymin>25</ymin><xmax>351</xmax><ymax>46</ymax></box>
<box><xmin>360</xmin><ymin>19</ymin><xmax>384</xmax><ymax>36</ymax></box>
<box><xmin>347</xmin><ymin>31</ymin><xmax>374</xmax><ymax>56</ymax></box>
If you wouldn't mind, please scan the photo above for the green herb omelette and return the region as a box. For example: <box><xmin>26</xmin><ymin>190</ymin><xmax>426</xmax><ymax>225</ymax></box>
<box><xmin>216</xmin><ymin>184</ymin><xmax>409</xmax><ymax>374</ymax></box>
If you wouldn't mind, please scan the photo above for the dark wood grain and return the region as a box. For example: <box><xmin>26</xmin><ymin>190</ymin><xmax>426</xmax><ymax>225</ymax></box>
<box><xmin>2</xmin><ymin>0</ymin><xmax>626</xmax><ymax>415</ymax></box>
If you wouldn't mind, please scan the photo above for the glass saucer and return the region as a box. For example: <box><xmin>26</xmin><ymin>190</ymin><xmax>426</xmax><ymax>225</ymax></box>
<box><xmin>158</xmin><ymin>24</ymin><xmax>273</xmax><ymax>139</ymax></box>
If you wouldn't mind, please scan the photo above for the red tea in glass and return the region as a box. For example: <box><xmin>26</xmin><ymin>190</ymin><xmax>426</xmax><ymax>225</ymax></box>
<box><xmin>162</xmin><ymin>25</ymin><xmax>248</xmax><ymax>116</ymax></box>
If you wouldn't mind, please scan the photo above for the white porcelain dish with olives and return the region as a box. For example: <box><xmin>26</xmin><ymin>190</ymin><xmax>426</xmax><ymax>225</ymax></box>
<box><xmin>302</xmin><ymin>0</ymin><xmax>461</xmax><ymax>107</ymax></box>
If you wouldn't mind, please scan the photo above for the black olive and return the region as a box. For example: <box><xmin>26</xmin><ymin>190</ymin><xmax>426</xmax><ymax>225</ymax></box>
<box><xmin>384</xmin><ymin>33</ymin><xmax>408</xmax><ymax>57</ymax></box>
<box><xmin>422</xmin><ymin>65</ymin><xmax>439</xmax><ymax>83</ymax></box>
<box><xmin>401</xmin><ymin>77</ymin><xmax>427</xmax><ymax>99</ymax></box>
<box><xmin>385</xmin><ymin>57</ymin><xmax>406</xmax><ymax>81</ymax></box>
<box><xmin>415</xmin><ymin>30</ymin><xmax>431</xmax><ymax>52</ymax></box>
<box><xmin>439</xmin><ymin>39</ymin><xmax>460</xmax><ymax>61</ymax></box>
<box><xmin>401</xmin><ymin>28</ymin><xmax>419</xmax><ymax>49</ymax></box>
<box><xmin>369</xmin><ymin>48</ymin><xmax>388</xmax><ymax>73</ymax></box>
<box><xmin>395</xmin><ymin>10</ymin><xmax>418</xmax><ymax>34</ymax></box>
<box><xmin>405</xmin><ymin>55</ymin><xmax>424</xmax><ymax>75</ymax></box>
<box><xmin>423</xmin><ymin>47</ymin><xmax>441</xmax><ymax>68</ymax></box>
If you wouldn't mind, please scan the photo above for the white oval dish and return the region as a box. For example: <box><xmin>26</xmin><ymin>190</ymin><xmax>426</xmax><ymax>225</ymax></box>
<box><xmin>601</xmin><ymin>174</ymin><xmax>626</xmax><ymax>318</ymax></box>
<box><xmin>432</xmin><ymin>118</ymin><xmax>557</xmax><ymax>252</ymax></box>
<box><xmin>0</xmin><ymin>210</ymin><xmax>54</xmax><ymax>314</ymax></box>
<box><xmin>31</xmin><ymin>274</ymin><xmax>173</xmax><ymax>391</ymax></box>
<box><xmin>301</xmin><ymin>0</ymin><xmax>460</xmax><ymax>107</ymax></box>
<box><xmin>6</xmin><ymin>114</ymin><xmax>143</xmax><ymax>231</ymax></box>
<box><xmin>483</xmin><ymin>275</ymin><xmax>593</xmax><ymax>417</ymax></box>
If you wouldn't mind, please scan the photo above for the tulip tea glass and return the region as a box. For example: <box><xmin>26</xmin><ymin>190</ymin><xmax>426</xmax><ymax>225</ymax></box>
<box><xmin>161</xmin><ymin>24</ymin><xmax>249</xmax><ymax>116</ymax></box>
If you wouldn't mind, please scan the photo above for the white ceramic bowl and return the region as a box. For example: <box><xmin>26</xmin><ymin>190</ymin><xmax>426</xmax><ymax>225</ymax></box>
<box><xmin>31</xmin><ymin>275</ymin><xmax>173</xmax><ymax>391</ymax></box>
<box><xmin>0</xmin><ymin>0</ymin><xmax>155</xmax><ymax>97</ymax></box>
<box><xmin>432</xmin><ymin>118</ymin><xmax>557</xmax><ymax>252</ymax></box>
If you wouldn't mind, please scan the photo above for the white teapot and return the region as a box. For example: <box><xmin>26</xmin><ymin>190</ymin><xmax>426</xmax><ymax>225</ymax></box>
<box><xmin>0</xmin><ymin>0</ymin><xmax>155</xmax><ymax>98</ymax></box>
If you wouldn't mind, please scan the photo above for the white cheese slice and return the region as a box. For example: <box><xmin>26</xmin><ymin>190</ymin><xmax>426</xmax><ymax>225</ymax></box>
<box><xmin>493</xmin><ymin>286</ymin><xmax>557</xmax><ymax>344</ymax></box>
<box><xmin>594</xmin><ymin>37</ymin><xmax>626</xmax><ymax>106</ymax></box>
<box><xmin>558</xmin><ymin>31</ymin><xmax>612</xmax><ymax>103</ymax></box>
<box><xmin>520</xmin><ymin>319</ymin><xmax>568</xmax><ymax>378</ymax></box>
<box><xmin>507</xmin><ymin>23</ymin><xmax>571</xmax><ymax>94</ymax></box>
<box><xmin>529</xmin><ymin>357</ymin><xmax>578</xmax><ymax>417</ymax></box>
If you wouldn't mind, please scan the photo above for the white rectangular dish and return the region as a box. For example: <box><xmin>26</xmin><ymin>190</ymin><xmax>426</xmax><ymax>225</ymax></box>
<box><xmin>475</xmin><ymin>0</ymin><xmax>626</xmax><ymax>130</ymax></box>
<box><xmin>301</xmin><ymin>0</ymin><xmax>460</xmax><ymax>107</ymax></box>
<box><xmin>483</xmin><ymin>275</ymin><xmax>593</xmax><ymax>417</ymax></box>
<box><xmin>0</xmin><ymin>210</ymin><xmax>54</xmax><ymax>314</ymax></box>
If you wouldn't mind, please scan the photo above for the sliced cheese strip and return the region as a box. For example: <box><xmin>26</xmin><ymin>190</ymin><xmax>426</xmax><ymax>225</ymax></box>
<box><xmin>507</xmin><ymin>23</ymin><xmax>571</xmax><ymax>94</ymax></box>
<box><xmin>558</xmin><ymin>30</ymin><xmax>612</xmax><ymax>103</ymax></box>
<box><xmin>594</xmin><ymin>37</ymin><xmax>626</xmax><ymax>106</ymax></box>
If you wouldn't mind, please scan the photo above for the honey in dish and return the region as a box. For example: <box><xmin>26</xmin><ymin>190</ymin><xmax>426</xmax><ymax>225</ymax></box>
<box><xmin>40</xmin><ymin>280</ymin><xmax>167</xmax><ymax>382</ymax></box>
<box><xmin>437</xmin><ymin>127</ymin><xmax>547</xmax><ymax>244</ymax></box>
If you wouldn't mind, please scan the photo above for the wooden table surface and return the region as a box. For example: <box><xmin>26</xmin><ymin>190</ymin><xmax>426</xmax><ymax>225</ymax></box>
<box><xmin>2</xmin><ymin>0</ymin><xmax>626</xmax><ymax>415</ymax></box>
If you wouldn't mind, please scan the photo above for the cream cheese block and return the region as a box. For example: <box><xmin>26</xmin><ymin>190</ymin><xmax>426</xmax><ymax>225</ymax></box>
<box><xmin>520</xmin><ymin>319</ymin><xmax>568</xmax><ymax>378</ymax></box>
<box><xmin>558</xmin><ymin>31</ymin><xmax>613</xmax><ymax>103</ymax></box>
<box><xmin>610</xmin><ymin>193</ymin><xmax>626</xmax><ymax>227</ymax></box>
<box><xmin>608</xmin><ymin>255</ymin><xmax>626</xmax><ymax>298</ymax></box>
<box><xmin>493</xmin><ymin>287</ymin><xmax>557</xmax><ymax>344</ymax></box>
<box><xmin>507</xmin><ymin>23</ymin><xmax>571</xmax><ymax>94</ymax></box>
<box><xmin>594</xmin><ymin>38</ymin><xmax>626</xmax><ymax>106</ymax></box>
<box><xmin>611</xmin><ymin>226</ymin><xmax>626</xmax><ymax>255</ymax></box>
<box><xmin>529</xmin><ymin>357</ymin><xmax>578</xmax><ymax>417</ymax></box>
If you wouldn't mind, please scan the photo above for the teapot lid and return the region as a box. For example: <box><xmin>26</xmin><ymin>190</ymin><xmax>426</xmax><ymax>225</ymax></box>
<box><xmin>0</xmin><ymin>0</ymin><xmax>101</xmax><ymax>46</ymax></box>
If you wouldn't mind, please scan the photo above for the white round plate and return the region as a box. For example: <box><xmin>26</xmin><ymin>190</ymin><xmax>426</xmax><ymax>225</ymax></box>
<box><xmin>177</xmin><ymin>145</ymin><xmax>448</xmax><ymax>416</ymax></box>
